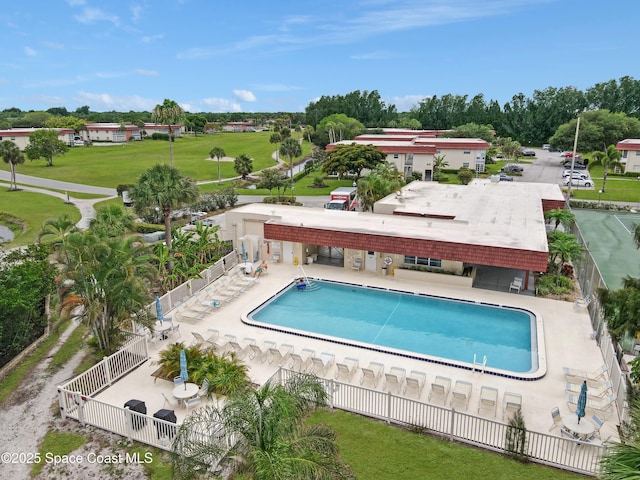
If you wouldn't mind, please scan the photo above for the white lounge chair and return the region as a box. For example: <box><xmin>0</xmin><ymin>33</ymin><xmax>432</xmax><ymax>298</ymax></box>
<box><xmin>565</xmin><ymin>380</ymin><xmax>613</xmax><ymax>398</ymax></box>
<box><xmin>219</xmin><ymin>276</ymin><xmax>245</xmax><ymax>294</ymax></box>
<box><xmin>568</xmin><ymin>392</ymin><xmax>616</xmax><ymax>419</ymax></box>
<box><xmin>247</xmin><ymin>341</ymin><xmax>277</xmax><ymax>362</ymax></box>
<box><xmin>503</xmin><ymin>392</ymin><xmax>522</xmax><ymax>421</ymax></box>
<box><xmin>225</xmin><ymin>337</ymin><xmax>255</xmax><ymax>359</ymax></box>
<box><xmin>478</xmin><ymin>386</ymin><xmax>498</xmax><ymax>417</ymax></box>
<box><xmin>384</xmin><ymin>367</ymin><xmax>406</xmax><ymax>394</ymax></box>
<box><xmin>335</xmin><ymin>357</ymin><xmax>359</xmax><ymax>382</ymax></box>
<box><xmin>564</xmin><ymin>364</ymin><xmax>609</xmax><ymax>387</ymax></box>
<box><xmin>176</xmin><ymin>310</ymin><xmax>204</xmax><ymax>323</ymax></box>
<box><xmin>360</xmin><ymin>361</ymin><xmax>384</xmax><ymax>388</ymax></box>
<box><xmin>509</xmin><ymin>276</ymin><xmax>523</xmax><ymax>293</ymax></box>
<box><xmin>267</xmin><ymin>343</ymin><xmax>293</xmax><ymax>366</ymax></box>
<box><xmin>403</xmin><ymin>370</ymin><xmax>427</xmax><ymax>399</ymax></box>
<box><xmin>310</xmin><ymin>352</ymin><xmax>335</xmax><ymax>377</ymax></box>
<box><xmin>428</xmin><ymin>376</ymin><xmax>451</xmax><ymax>404</ymax></box>
<box><xmin>289</xmin><ymin>348</ymin><xmax>315</xmax><ymax>371</ymax></box>
<box><xmin>351</xmin><ymin>258</ymin><xmax>362</xmax><ymax>271</ymax></box>
<box><xmin>450</xmin><ymin>380</ymin><xmax>473</xmax><ymax>411</ymax></box>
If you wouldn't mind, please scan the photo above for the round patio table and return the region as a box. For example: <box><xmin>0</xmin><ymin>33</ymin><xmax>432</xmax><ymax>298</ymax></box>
<box><xmin>562</xmin><ymin>415</ymin><xmax>595</xmax><ymax>440</ymax></box>
<box><xmin>173</xmin><ymin>383</ymin><xmax>199</xmax><ymax>401</ymax></box>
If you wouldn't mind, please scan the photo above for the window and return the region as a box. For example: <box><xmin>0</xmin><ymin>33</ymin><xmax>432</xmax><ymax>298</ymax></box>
<box><xmin>636</xmin><ymin>151</ymin><xmax>640</xmax><ymax>156</ymax></box>
<box><xmin>393</xmin><ymin>153</ymin><xmax>399</xmax><ymax>159</ymax></box>
<box><xmin>463</xmin><ymin>162</ymin><xmax>469</xmax><ymax>168</ymax></box>
<box><xmin>463</xmin><ymin>150</ymin><xmax>471</xmax><ymax>154</ymax></box>
<box><xmin>404</xmin><ymin>256</ymin><xmax>442</xmax><ymax>268</ymax></box>
<box><xmin>405</xmin><ymin>154</ymin><xmax>413</xmax><ymax>166</ymax></box>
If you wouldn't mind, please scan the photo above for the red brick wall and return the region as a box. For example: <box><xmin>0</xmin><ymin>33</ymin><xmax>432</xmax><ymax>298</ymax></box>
<box><xmin>264</xmin><ymin>224</ymin><xmax>548</xmax><ymax>272</ymax></box>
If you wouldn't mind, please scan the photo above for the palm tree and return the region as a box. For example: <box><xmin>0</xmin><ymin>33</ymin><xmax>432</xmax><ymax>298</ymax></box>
<box><xmin>152</xmin><ymin>98</ymin><xmax>185</xmax><ymax>167</ymax></box>
<box><xmin>58</xmin><ymin>232</ymin><xmax>156</xmax><ymax>353</ymax></box>
<box><xmin>589</xmin><ymin>144</ymin><xmax>623</xmax><ymax>193</ymax></box>
<box><xmin>209</xmin><ymin>146</ymin><xmax>225</xmax><ymax>184</ymax></box>
<box><xmin>544</xmin><ymin>209</ymin><xmax>575</xmax><ymax>231</ymax></box>
<box><xmin>37</xmin><ymin>214</ymin><xmax>78</xmax><ymax>247</ymax></box>
<box><xmin>0</xmin><ymin>140</ymin><xmax>25</xmax><ymax>191</ymax></box>
<box><xmin>89</xmin><ymin>204</ymin><xmax>135</xmax><ymax>239</ymax></box>
<box><xmin>129</xmin><ymin>164</ymin><xmax>199</xmax><ymax>270</ymax></box>
<box><xmin>234</xmin><ymin>154</ymin><xmax>253</xmax><ymax>179</ymax></box>
<box><xmin>269</xmin><ymin>133</ymin><xmax>282</xmax><ymax>163</ymax></box>
<box><xmin>280</xmin><ymin>137</ymin><xmax>302</xmax><ymax>194</ymax></box>
<box><xmin>433</xmin><ymin>154</ymin><xmax>449</xmax><ymax>181</ymax></box>
<box><xmin>547</xmin><ymin>230</ymin><xmax>583</xmax><ymax>274</ymax></box>
<box><xmin>172</xmin><ymin>374</ymin><xmax>353</xmax><ymax>479</ymax></box>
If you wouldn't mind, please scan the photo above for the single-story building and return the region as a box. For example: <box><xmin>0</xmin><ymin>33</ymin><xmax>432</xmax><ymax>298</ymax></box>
<box><xmin>224</xmin><ymin>179</ymin><xmax>564</xmax><ymax>291</ymax></box>
<box><xmin>85</xmin><ymin>123</ymin><xmax>141</xmax><ymax>143</ymax></box>
<box><xmin>222</xmin><ymin>121</ymin><xmax>256</xmax><ymax>133</ymax></box>
<box><xmin>326</xmin><ymin>135</ymin><xmax>490</xmax><ymax>180</ymax></box>
<box><xmin>0</xmin><ymin>127</ymin><xmax>76</xmax><ymax>149</ymax></box>
<box><xmin>615</xmin><ymin>139</ymin><xmax>640</xmax><ymax>173</ymax></box>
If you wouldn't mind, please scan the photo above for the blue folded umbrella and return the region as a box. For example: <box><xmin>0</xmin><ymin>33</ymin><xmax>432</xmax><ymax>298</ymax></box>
<box><xmin>576</xmin><ymin>381</ymin><xmax>587</xmax><ymax>423</ymax></box>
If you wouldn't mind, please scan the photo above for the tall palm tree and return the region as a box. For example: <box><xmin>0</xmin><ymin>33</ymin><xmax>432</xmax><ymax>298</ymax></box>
<box><xmin>269</xmin><ymin>132</ymin><xmax>282</xmax><ymax>163</ymax></box>
<box><xmin>280</xmin><ymin>137</ymin><xmax>302</xmax><ymax>194</ymax></box>
<box><xmin>152</xmin><ymin>98</ymin><xmax>185</xmax><ymax>167</ymax></box>
<box><xmin>172</xmin><ymin>374</ymin><xmax>353</xmax><ymax>479</ymax></box>
<box><xmin>589</xmin><ymin>144</ymin><xmax>623</xmax><ymax>193</ymax></box>
<box><xmin>0</xmin><ymin>140</ymin><xmax>25</xmax><ymax>191</ymax></box>
<box><xmin>37</xmin><ymin>214</ymin><xmax>78</xmax><ymax>247</ymax></box>
<box><xmin>547</xmin><ymin>230</ymin><xmax>583</xmax><ymax>274</ymax></box>
<box><xmin>209</xmin><ymin>146</ymin><xmax>225</xmax><ymax>184</ymax></box>
<box><xmin>129</xmin><ymin>164</ymin><xmax>199</xmax><ymax>270</ymax></box>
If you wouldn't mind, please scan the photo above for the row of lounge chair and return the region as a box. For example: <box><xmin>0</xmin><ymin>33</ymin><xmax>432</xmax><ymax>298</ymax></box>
<box><xmin>563</xmin><ymin>364</ymin><xmax>616</xmax><ymax>419</ymax></box>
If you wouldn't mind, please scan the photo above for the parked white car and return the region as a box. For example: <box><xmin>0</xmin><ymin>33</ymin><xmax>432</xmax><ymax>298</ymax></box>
<box><xmin>563</xmin><ymin>178</ymin><xmax>594</xmax><ymax>187</ymax></box>
<box><xmin>562</xmin><ymin>170</ymin><xmax>589</xmax><ymax>179</ymax></box>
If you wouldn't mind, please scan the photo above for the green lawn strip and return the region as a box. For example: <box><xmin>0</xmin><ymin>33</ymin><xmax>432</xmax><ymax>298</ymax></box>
<box><xmin>309</xmin><ymin>410</ymin><xmax>581</xmax><ymax>480</ymax></box>
<box><xmin>0</xmin><ymin>319</ymin><xmax>71</xmax><ymax>405</ymax></box>
<box><xmin>0</xmin><ymin>133</ymin><xmax>311</xmax><ymax>188</ymax></box>
<box><xmin>30</xmin><ymin>430</ymin><xmax>87</xmax><ymax>477</ymax></box>
<box><xmin>126</xmin><ymin>445</ymin><xmax>174</xmax><ymax>480</ymax></box>
<box><xmin>48</xmin><ymin>322</ymin><xmax>87</xmax><ymax>373</ymax></box>
<box><xmin>0</xmin><ymin>189</ymin><xmax>81</xmax><ymax>248</ymax></box>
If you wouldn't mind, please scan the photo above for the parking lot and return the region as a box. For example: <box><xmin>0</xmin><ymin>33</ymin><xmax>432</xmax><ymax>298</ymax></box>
<box><xmin>517</xmin><ymin>148</ymin><xmax>594</xmax><ymax>190</ymax></box>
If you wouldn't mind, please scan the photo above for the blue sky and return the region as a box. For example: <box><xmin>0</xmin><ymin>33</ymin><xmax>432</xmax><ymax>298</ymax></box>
<box><xmin>2</xmin><ymin>0</ymin><xmax>638</xmax><ymax>114</ymax></box>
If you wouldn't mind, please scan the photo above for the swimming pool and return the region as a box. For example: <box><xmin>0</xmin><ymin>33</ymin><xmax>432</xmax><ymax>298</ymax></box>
<box><xmin>245</xmin><ymin>279</ymin><xmax>545</xmax><ymax>379</ymax></box>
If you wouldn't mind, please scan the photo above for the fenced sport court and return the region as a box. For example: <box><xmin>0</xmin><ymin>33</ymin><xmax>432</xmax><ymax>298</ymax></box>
<box><xmin>572</xmin><ymin>210</ymin><xmax>640</xmax><ymax>290</ymax></box>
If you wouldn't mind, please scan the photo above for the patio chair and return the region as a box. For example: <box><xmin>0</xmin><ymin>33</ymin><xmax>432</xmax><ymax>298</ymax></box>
<box><xmin>590</xmin><ymin>414</ymin><xmax>604</xmax><ymax>439</ymax></box>
<box><xmin>271</xmin><ymin>252</ymin><xmax>280</xmax><ymax>263</ymax></box>
<box><xmin>563</xmin><ymin>364</ymin><xmax>609</xmax><ymax>387</ymax></box>
<box><xmin>310</xmin><ymin>352</ymin><xmax>335</xmax><ymax>377</ymax></box>
<box><xmin>198</xmin><ymin>378</ymin><xmax>210</xmax><ymax>397</ymax></box>
<box><xmin>450</xmin><ymin>380</ymin><xmax>473</xmax><ymax>411</ymax></box>
<box><xmin>568</xmin><ymin>393</ymin><xmax>616</xmax><ymax>419</ymax></box>
<box><xmin>247</xmin><ymin>341</ymin><xmax>277</xmax><ymax>362</ymax></box>
<box><xmin>360</xmin><ymin>361</ymin><xmax>384</xmax><ymax>388</ymax></box>
<box><xmin>219</xmin><ymin>276</ymin><xmax>245</xmax><ymax>294</ymax></box>
<box><xmin>231</xmin><ymin>270</ymin><xmax>258</xmax><ymax>288</ymax></box>
<box><xmin>184</xmin><ymin>394</ymin><xmax>202</xmax><ymax>411</ymax></box>
<box><xmin>176</xmin><ymin>310</ymin><xmax>204</xmax><ymax>323</ymax></box>
<box><xmin>267</xmin><ymin>343</ymin><xmax>294</xmax><ymax>366</ymax></box>
<box><xmin>549</xmin><ymin>406</ymin><xmax>562</xmax><ymax>432</ymax></box>
<box><xmin>351</xmin><ymin>258</ymin><xmax>362</xmax><ymax>271</ymax></box>
<box><xmin>428</xmin><ymin>376</ymin><xmax>451</xmax><ymax>404</ymax></box>
<box><xmin>173</xmin><ymin>376</ymin><xmax>184</xmax><ymax>386</ymax></box>
<box><xmin>191</xmin><ymin>331</ymin><xmax>220</xmax><ymax>349</ymax></box>
<box><xmin>478</xmin><ymin>386</ymin><xmax>498</xmax><ymax>417</ymax></box>
<box><xmin>509</xmin><ymin>277</ymin><xmax>523</xmax><ymax>293</ymax></box>
<box><xmin>403</xmin><ymin>370</ymin><xmax>427</xmax><ymax>399</ymax></box>
<box><xmin>384</xmin><ymin>367</ymin><xmax>406</xmax><ymax>394</ymax></box>
<box><xmin>335</xmin><ymin>357</ymin><xmax>359</xmax><ymax>382</ymax></box>
<box><xmin>289</xmin><ymin>348</ymin><xmax>315</xmax><ymax>371</ymax></box>
<box><xmin>503</xmin><ymin>392</ymin><xmax>522</xmax><ymax>421</ymax></box>
<box><xmin>162</xmin><ymin>393</ymin><xmax>179</xmax><ymax>408</ymax></box>
<box><xmin>166</xmin><ymin>324</ymin><xmax>181</xmax><ymax>339</ymax></box>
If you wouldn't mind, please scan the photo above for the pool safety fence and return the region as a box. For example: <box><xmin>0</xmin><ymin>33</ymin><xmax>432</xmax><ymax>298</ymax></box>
<box><xmin>56</xmin><ymin>361</ymin><xmax>604</xmax><ymax>474</ymax></box>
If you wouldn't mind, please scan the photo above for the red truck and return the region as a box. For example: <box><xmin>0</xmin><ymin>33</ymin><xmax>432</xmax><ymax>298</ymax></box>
<box><xmin>325</xmin><ymin>187</ymin><xmax>358</xmax><ymax>211</ymax></box>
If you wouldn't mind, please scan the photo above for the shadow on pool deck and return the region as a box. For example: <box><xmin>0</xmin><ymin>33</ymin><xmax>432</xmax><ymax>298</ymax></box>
<box><xmin>473</xmin><ymin>265</ymin><xmax>535</xmax><ymax>296</ymax></box>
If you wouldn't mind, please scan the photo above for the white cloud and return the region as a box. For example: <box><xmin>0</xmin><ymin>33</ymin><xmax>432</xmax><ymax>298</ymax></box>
<box><xmin>233</xmin><ymin>89</ymin><xmax>257</xmax><ymax>102</ymax></box>
<box><xmin>130</xmin><ymin>4</ymin><xmax>143</xmax><ymax>23</ymax></box>
<box><xmin>385</xmin><ymin>94</ymin><xmax>428</xmax><ymax>112</ymax></box>
<box><xmin>66</xmin><ymin>0</ymin><xmax>86</xmax><ymax>5</ymax></box>
<box><xmin>142</xmin><ymin>33</ymin><xmax>164</xmax><ymax>43</ymax></box>
<box><xmin>133</xmin><ymin>68</ymin><xmax>159</xmax><ymax>76</ymax></box>
<box><xmin>351</xmin><ymin>50</ymin><xmax>399</xmax><ymax>60</ymax></box>
<box><xmin>24</xmin><ymin>46</ymin><xmax>37</xmax><ymax>57</ymax></box>
<box><xmin>74</xmin><ymin>7</ymin><xmax>120</xmax><ymax>26</ymax></box>
<box><xmin>42</xmin><ymin>41</ymin><xmax>65</xmax><ymax>50</ymax></box>
<box><xmin>73</xmin><ymin>91</ymin><xmax>158</xmax><ymax>111</ymax></box>
<box><xmin>202</xmin><ymin>97</ymin><xmax>242</xmax><ymax>112</ymax></box>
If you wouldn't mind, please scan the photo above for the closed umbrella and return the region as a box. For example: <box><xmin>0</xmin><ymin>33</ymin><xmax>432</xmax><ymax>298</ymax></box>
<box><xmin>155</xmin><ymin>295</ymin><xmax>164</xmax><ymax>321</ymax></box>
<box><xmin>179</xmin><ymin>349</ymin><xmax>188</xmax><ymax>390</ymax></box>
<box><xmin>241</xmin><ymin>241</ymin><xmax>247</xmax><ymax>262</ymax></box>
<box><xmin>576</xmin><ymin>380</ymin><xmax>587</xmax><ymax>423</ymax></box>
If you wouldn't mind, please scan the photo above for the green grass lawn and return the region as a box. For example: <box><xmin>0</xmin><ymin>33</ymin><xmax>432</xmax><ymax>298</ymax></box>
<box><xmin>0</xmin><ymin>188</ymin><xmax>81</xmax><ymax>248</ymax></box>
<box><xmin>0</xmin><ymin>132</ymin><xmax>312</xmax><ymax>189</ymax></box>
<box><xmin>310</xmin><ymin>410</ymin><xmax>582</xmax><ymax>480</ymax></box>
<box><xmin>568</xmin><ymin>165</ymin><xmax>640</xmax><ymax>202</ymax></box>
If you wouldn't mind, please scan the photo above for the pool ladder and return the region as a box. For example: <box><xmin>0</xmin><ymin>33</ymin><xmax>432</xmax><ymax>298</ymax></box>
<box><xmin>296</xmin><ymin>266</ymin><xmax>319</xmax><ymax>291</ymax></box>
<box><xmin>473</xmin><ymin>354</ymin><xmax>487</xmax><ymax>374</ymax></box>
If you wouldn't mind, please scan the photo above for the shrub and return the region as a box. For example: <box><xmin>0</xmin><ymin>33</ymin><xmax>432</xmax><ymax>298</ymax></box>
<box><xmin>504</xmin><ymin>409</ymin><xmax>528</xmax><ymax>463</ymax></box>
<box><xmin>133</xmin><ymin>222</ymin><xmax>165</xmax><ymax>234</ymax></box>
<box><xmin>312</xmin><ymin>175</ymin><xmax>327</xmax><ymax>188</ymax></box>
<box><xmin>150</xmin><ymin>133</ymin><xmax>172</xmax><ymax>141</ymax></box>
<box><xmin>535</xmin><ymin>274</ymin><xmax>573</xmax><ymax>296</ymax></box>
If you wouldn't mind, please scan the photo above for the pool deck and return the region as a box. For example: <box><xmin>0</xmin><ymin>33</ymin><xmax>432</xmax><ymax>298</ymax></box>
<box><xmin>94</xmin><ymin>262</ymin><xmax>618</xmax><ymax>441</ymax></box>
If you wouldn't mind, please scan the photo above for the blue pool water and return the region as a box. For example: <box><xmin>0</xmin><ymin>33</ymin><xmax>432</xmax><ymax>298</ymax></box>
<box><xmin>247</xmin><ymin>280</ymin><xmax>538</xmax><ymax>375</ymax></box>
